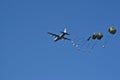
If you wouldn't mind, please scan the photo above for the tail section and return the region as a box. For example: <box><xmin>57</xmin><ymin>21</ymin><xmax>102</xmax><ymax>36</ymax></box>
<box><xmin>61</xmin><ymin>28</ymin><xmax>70</xmax><ymax>35</ymax></box>
<box><xmin>64</xmin><ymin>28</ymin><xmax>67</xmax><ymax>33</ymax></box>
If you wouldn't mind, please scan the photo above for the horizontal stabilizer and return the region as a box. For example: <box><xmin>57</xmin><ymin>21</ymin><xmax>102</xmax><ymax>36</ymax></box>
<box><xmin>63</xmin><ymin>37</ymin><xmax>71</xmax><ymax>40</ymax></box>
<box><xmin>61</xmin><ymin>32</ymin><xmax>70</xmax><ymax>35</ymax></box>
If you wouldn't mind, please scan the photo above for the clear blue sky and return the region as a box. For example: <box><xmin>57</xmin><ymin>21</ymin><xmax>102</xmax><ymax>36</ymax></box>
<box><xmin>1</xmin><ymin>0</ymin><xmax>120</xmax><ymax>80</ymax></box>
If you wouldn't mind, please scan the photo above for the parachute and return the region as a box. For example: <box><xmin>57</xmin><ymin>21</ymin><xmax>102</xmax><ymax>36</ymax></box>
<box><xmin>87</xmin><ymin>33</ymin><xmax>103</xmax><ymax>41</ymax></box>
<box><xmin>97</xmin><ymin>33</ymin><xmax>103</xmax><ymax>40</ymax></box>
<box><xmin>87</xmin><ymin>33</ymin><xmax>103</xmax><ymax>49</ymax></box>
<box><xmin>102</xmin><ymin>27</ymin><xmax>117</xmax><ymax>48</ymax></box>
<box><xmin>108</xmin><ymin>27</ymin><xmax>117</xmax><ymax>35</ymax></box>
<box><xmin>92</xmin><ymin>33</ymin><xmax>98</xmax><ymax>40</ymax></box>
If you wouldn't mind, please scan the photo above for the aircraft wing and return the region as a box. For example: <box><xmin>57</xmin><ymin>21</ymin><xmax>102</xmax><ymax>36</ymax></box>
<box><xmin>63</xmin><ymin>37</ymin><xmax>71</xmax><ymax>40</ymax></box>
<box><xmin>48</xmin><ymin>32</ymin><xmax>59</xmax><ymax>37</ymax></box>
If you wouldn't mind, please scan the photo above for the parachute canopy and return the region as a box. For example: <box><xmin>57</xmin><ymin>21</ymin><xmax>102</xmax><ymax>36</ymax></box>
<box><xmin>97</xmin><ymin>33</ymin><xmax>103</xmax><ymax>40</ymax></box>
<box><xmin>108</xmin><ymin>27</ymin><xmax>117</xmax><ymax>35</ymax></box>
<box><xmin>91</xmin><ymin>33</ymin><xmax>103</xmax><ymax>40</ymax></box>
<box><xmin>92</xmin><ymin>33</ymin><xmax>98</xmax><ymax>40</ymax></box>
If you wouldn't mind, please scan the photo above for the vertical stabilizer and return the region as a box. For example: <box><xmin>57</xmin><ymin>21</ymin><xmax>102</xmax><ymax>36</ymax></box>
<box><xmin>61</xmin><ymin>28</ymin><xmax>69</xmax><ymax>35</ymax></box>
<box><xmin>64</xmin><ymin>28</ymin><xmax>67</xmax><ymax>33</ymax></box>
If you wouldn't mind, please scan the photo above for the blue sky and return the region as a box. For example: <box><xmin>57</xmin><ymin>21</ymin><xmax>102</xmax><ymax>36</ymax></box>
<box><xmin>0</xmin><ymin>0</ymin><xmax>120</xmax><ymax>80</ymax></box>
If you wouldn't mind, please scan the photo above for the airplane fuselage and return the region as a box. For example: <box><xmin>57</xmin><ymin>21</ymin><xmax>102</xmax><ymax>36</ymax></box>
<box><xmin>54</xmin><ymin>33</ymin><xmax>66</xmax><ymax>42</ymax></box>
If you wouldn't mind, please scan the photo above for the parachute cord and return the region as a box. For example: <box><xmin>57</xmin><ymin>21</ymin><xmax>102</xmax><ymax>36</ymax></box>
<box><xmin>78</xmin><ymin>40</ymin><xmax>87</xmax><ymax>48</ymax></box>
<box><xmin>91</xmin><ymin>41</ymin><xmax>97</xmax><ymax>49</ymax></box>
<box><xmin>102</xmin><ymin>36</ymin><xmax>111</xmax><ymax>48</ymax></box>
